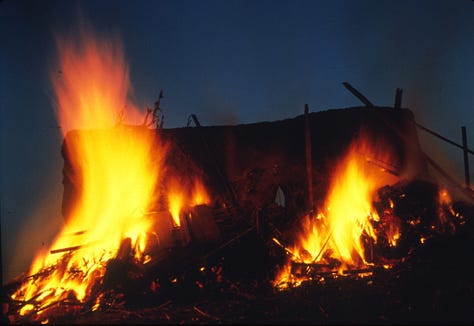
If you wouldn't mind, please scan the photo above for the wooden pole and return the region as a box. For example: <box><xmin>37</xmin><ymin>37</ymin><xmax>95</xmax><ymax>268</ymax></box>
<box><xmin>342</xmin><ymin>82</ymin><xmax>375</xmax><ymax>108</ymax></box>
<box><xmin>0</xmin><ymin>200</ymin><xmax>3</xmax><ymax>287</ymax></box>
<box><xmin>462</xmin><ymin>126</ymin><xmax>470</xmax><ymax>188</ymax></box>
<box><xmin>304</xmin><ymin>104</ymin><xmax>314</xmax><ymax>213</ymax></box>
<box><xmin>423</xmin><ymin>151</ymin><xmax>474</xmax><ymax>200</ymax></box>
<box><xmin>415</xmin><ymin>122</ymin><xmax>474</xmax><ymax>155</ymax></box>
<box><xmin>394</xmin><ymin>88</ymin><xmax>403</xmax><ymax>109</ymax></box>
<box><xmin>188</xmin><ymin>113</ymin><xmax>238</xmax><ymax>208</ymax></box>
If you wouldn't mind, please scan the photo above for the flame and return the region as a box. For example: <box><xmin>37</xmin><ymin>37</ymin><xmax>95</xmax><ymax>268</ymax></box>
<box><xmin>274</xmin><ymin>136</ymin><xmax>398</xmax><ymax>288</ymax></box>
<box><xmin>168</xmin><ymin>177</ymin><xmax>211</xmax><ymax>227</ymax></box>
<box><xmin>11</xmin><ymin>26</ymin><xmax>209</xmax><ymax>320</ymax></box>
<box><xmin>382</xmin><ymin>199</ymin><xmax>401</xmax><ymax>247</ymax></box>
<box><xmin>436</xmin><ymin>187</ymin><xmax>463</xmax><ymax>232</ymax></box>
<box><xmin>438</xmin><ymin>188</ymin><xmax>456</xmax><ymax>219</ymax></box>
<box><xmin>168</xmin><ymin>180</ymin><xmax>185</xmax><ymax>227</ymax></box>
<box><xmin>52</xmin><ymin>27</ymin><xmax>143</xmax><ymax>132</ymax></box>
<box><xmin>386</xmin><ymin>221</ymin><xmax>401</xmax><ymax>247</ymax></box>
<box><xmin>191</xmin><ymin>177</ymin><xmax>211</xmax><ymax>206</ymax></box>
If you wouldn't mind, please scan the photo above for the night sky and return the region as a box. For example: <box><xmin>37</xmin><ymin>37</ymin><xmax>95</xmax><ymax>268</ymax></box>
<box><xmin>1</xmin><ymin>0</ymin><xmax>473</xmax><ymax>284</ymax></box>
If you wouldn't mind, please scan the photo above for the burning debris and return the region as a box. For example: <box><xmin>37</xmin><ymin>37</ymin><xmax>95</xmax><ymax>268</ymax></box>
<box><xmin>3</xmin><ymin>26</ymin><xmax>474</xmax><ymax>324</ymax></box>
<box><xmin>5</xmin><ymin>171</ymin><xmax>472</xmax><ymax>323</ymax></box>
<box><xmin>4</xmin><ymin>26</ymin><xmax>218</xmax><ymax>323</ymax></box>
<box><xmin>271</xmin><ymin>176</ymin><xmax>469</xmax><ymax>291</ymax></box>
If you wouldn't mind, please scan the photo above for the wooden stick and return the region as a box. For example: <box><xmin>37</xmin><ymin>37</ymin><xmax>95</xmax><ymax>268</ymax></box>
<box><xmin>311</xmin><ymin>230</ymin><xmax>332</xmax><ymax>264</ymax></box>
<box><xmin>50</xmin><ymin>245</ymin><xmax>82</xmax><ymax>254</ymax></box>
<box><xmin>0</xmin><ymin>200</ymin><xmax>3</xmax><ymax>287</ymax></box>
<box><xmin>201</xmin><ymin>225</ymin><xmax>256</xmax><ymax>261</ymax></box>
<box><xmin>365</xmin><ymin>156</ymin><xmax>400</xmax><ymax>176</ymax></box>
<box><xmin>342</xmin><ymin>82</ymin><xmax>375</xmax><ymax>108</ymax></box>
<box><xmin>423</xmin><ymin>151</ymin><xmax>474</xmax><ymax>200</ymax></box>
<box><xmin>193</xmin><ymin>306</ymin><xmax>220</xmax><ymax>321</ymax></box>
<box><xmin>291</xmin><ymin>262</ymin><xmax>334</xmax><ymax>270</ymax></box>
<box><xmin>272</xmin><ymin>237</ymin><xmax>297</xmax><ymax>259</ymax></box>
<box><xmin>304</xmin><ymin>104</ymin><xmax>314</xmax><ymax>212</ymax></box>
<box><xmin>462</xmin><ymin>126</ymin><xmax>471</xmax><ymax>188</ymax></box>
<box><xmin>341</xmin><ymin>267</ymin><xmax>374</xmax><ymax>275</ymax></box>
<box><xmin>416</xmin><ymin>122</ymin><xmax>474</xmax><ymax>155</ymax></box>
<box><xmin>394</xmin><ymin>88</ymin><xmax>403</xmax><ymax>109</ymax></box>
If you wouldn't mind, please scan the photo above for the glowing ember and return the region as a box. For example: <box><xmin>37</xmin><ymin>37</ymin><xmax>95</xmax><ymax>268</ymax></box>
<box><xmin>436</xmin><ymin>187</ymin><xmax>463</xmax><ymax>232</ymax></box>
<box><xmin>274</xmin><ymin>136</ymin><xmax>399</xmax><ymax>289</ymax></box>
<box><xmin>11</xmin><ymin>25</ymin><xmax>209</xmax><ymax>321</ymax></box>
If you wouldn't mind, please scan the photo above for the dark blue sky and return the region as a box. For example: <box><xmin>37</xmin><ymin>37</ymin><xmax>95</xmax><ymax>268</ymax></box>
<box><xmin>1</xmin><ymin>0</ymin><xmax>473</xmax><ymax>283</ymax></box>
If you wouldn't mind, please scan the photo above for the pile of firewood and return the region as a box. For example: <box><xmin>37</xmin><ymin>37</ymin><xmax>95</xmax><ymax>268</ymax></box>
<box><xmin>4</xmin><ymin>176</ymin><xmax>473</xmax><ymax>324</ymax></box>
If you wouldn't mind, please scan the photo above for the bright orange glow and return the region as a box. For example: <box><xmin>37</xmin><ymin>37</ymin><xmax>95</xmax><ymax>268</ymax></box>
<box><xmin>191</xmin><ymin>177</ymin><xmax>211</xmax><ymax>206</ymax></box>
<box><xmin>274</xmin><ymin>135</ymin><xmax>398</xmax><ymax>288</ymax></box>
<box><xmin>168</xmin><ymin>184</ymin><xmax>184</xmax><ymax>227</ymax></box>
<box><xmin>168</xmin><ymin>177</ymin><xmax>211</xmax><ymax>226</ymax></box>
<box><xmin>380</xmin><ymin>208</ymin><xmax>401</xmax><ymax>248</ymax></box>
<box><xmin>273</xmin><ymin>264</ymin><xmax>305</xmax><ymax>290</ymax></box>
<box><xmin>438</xmin><ymin>188</ymin><xmax>456</xmax><ymax>218</ymax></box>
<box><xmin>12</xmin><ymin>27</ymin><xmax>163</xmax><ymax>318</ymax></box>
<box><xmin>11</xmin><ymin>25</ymin><xmax>210</xmax><ymax>321</ymax></box>
<box><xmin>436</xmin><ymin>187</ymin><xmax>462</xmax><ymax>232</ymax></box>
<box><xmin>52</xmin><ymin>26</ymin><xmax>143</xmax><ymax>132</ymax></box>
<box><xmin>386</xmin><ymin>221</ymin><xmax>401</xmax><ymax>247</ymax></box>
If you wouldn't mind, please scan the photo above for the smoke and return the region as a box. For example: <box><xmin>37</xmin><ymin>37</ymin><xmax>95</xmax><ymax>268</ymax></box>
<box><xmin>207</xmin><ymin>106</ymin><xmax>241</xmax><ymax>126</ymax></box>
<box><xmin>5</xmin><ymin>182</ymin><xmax>63</xmax><ymax>284</ymax></box>
<box><xmin>340</xmin><ymin>1</ymin><xmax>474</xmax><ymax>194</ymax></box>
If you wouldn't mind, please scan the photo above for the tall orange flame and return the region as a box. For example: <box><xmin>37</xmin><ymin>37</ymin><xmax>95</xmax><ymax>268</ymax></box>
<box><xmin>11</xmin><ymin>26</ymin><xmax>176</xmax><ymax>319</ymax></box>
<box><xmin>274</xmin><ymin>136</ymin><xmax>399</xmax><ymax>288</ymax></box>
<box><xmin>52</xmin><ymin>26</ymin><xmax>143</xmax><ymax>132</ymax></box>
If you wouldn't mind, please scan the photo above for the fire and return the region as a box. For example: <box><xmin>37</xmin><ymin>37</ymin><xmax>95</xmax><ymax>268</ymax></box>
<box><xmin>191</xmin><ymin>177</ymin><xmax>211</xmax><ymax>206</ymax></box>
<box><xmin>438</xmin><ymin>188</ymin><xmax>457</xmax><ymax>219</ymax></box>
<box><xmin>169</xmin><ymin>189</ymin><xmax>185</xmax><ymax>227</ymax></box>
<box><xmin>11</xmin><ymin>26</ymin><xmax>209</xmax><ymax>320</ymax></box>
<box><xmin>52</xmin><ymin>28</ymin><xmax>144</xmax><ymax>132</ymax></box>
<box><xmin>436</xmin><ymin>187</ymin><xmax>463</xmax><ymax>233</ymax></box>
<box><xmin>168</xmin><ymin>177</ymin><xmax>211</xmax><ymax>227</ymax></box>
<box><xmin>274</xmin><ymin>136</ymin><xmax>399</xmax><ymax>289</ymax></box>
